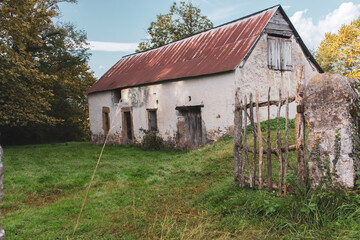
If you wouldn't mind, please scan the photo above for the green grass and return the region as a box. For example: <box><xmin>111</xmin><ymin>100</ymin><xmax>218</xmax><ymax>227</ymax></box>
<box><xmin>1</xmin><ymin>126</ymin><xmax>360</xmax><ymax>239</ymax></box>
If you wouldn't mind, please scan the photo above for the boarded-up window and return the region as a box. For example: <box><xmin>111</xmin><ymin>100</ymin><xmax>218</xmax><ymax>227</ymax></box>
<box><xmin>148</xmin><ymin>109</ymin><xmax>158</xmax><ymax>131</ymax></box>
<box><xmin>102</xmin><ymin>107</ymin><xmax>110</xmax><ymax>134</ymax></box>
<box><xmin>267</xmin><ymin>36</ymin><xmax>292</xmax><ymax>71</ymax></box>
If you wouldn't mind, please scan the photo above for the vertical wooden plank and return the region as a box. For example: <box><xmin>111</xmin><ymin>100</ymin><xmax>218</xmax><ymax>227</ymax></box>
<box><xmin>284</xmin><ymin>92</ymin><xmax>289</xmax><ymax>196</ymax></box>
<box><xmin>295</xmin><ymin>66</ymin><xmax>306</xmax><ymax>186</ymax></box>
<box><xmin>256</xmin><ymin>90</ymin><xmax>264</xmax><ymax>189</ymax></box>
<box><xmin>281</xmin><ymin>39</ymin><xmax>292</xmax><ymax>71</ymax></box>
<box><xmin>249</xmin><ymin>93</ymin><xmax>257</xmax><ymax>188</ymax></box>
<box><xmin>239</xmin><ymin>100</ymin><xmax>245</xmax><ymax>188</ymax></box>
<box><xmin>267</xmin><ymin>87</ymin><xmax>272</xmax><ymax>191</ymax></box>
<box><xmin>243</xmin><ymin>96</ymin><xmax>252</xmax><ymax>187</ymax></box>
<box><xmin>277</xmin><ymin>89</ymin><xmax>283</xmax><ymax>196</ymax></box>
<box><xmin>234</xmin><ymin>89</ymin><xmax>241</xmax><ymax>182</ymax></box>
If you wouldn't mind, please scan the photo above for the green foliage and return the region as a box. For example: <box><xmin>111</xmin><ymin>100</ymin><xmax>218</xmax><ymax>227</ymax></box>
<box><xmin>0</xmin><ymin>0</ymin><xmax>96</xmax><ymax>143</ymax></box>
<box><xmin>140</xmin><ymin>129</ymin><xmax>164</xmax><ymax>150</ymax></box>
<box><xmin>137</xmin><ymin>1</ymin><xmax>213</xmax><ymax>52</ymax></box>
<box><xmin>245</xmin><ymin>117</ymin><xmax>295</xmax><ymax>133</ymax></box>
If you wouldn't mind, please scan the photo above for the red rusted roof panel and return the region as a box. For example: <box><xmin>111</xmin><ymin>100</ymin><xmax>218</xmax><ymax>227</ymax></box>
<box><xmin>88</xmin><ymin>6</ymin><xmax>278</xmax><ymax>94</ymax></box>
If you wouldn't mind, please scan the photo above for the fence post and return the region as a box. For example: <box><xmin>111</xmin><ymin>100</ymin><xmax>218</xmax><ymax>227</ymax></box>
<box><xmin>284</xmin><ymin>92</ymin><xmax>289</xmax><ymax>196</ymax></box>
<box><xmin>256</xmin><ymin>91</ymin><xmax>264</xmax><ymax>189</ymax></box>
<box><xmin>244</xmin><ymin>96</ymin><xmax>252</xmax><ymax>187</ymax></box>
<box><xmin>266</xmin><ymin>87</ymin><xmax>273</xmax><ymax>191</ymax></box>
<box><xmin>295</xmin><ymin>66</ymin><xmax>306</xmax><ymax>186</ymax></box>
<box><xmin>0</xmin><ymin>145</ymin><xmax>4</xmax><ymax>240</ymax></box>
<box><xmin>249</xmin><ymin>93</ymin><xmax>257</xmax><ymax>188</ymax></box>
<box><xmin>276</xmin><ymin>89</ymin><xmax>283</xmax><ymax>196</ymax></box>
<box><xmin>234</xmin><ymin>89</ymin><xmax>241</xmax><ymax>182</ymax></box>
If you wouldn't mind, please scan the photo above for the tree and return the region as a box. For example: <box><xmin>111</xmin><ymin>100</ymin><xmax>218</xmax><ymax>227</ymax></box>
<box><xmin>0</xmin><ymin>0</ymin><xmax>96</xmax><ymax>144</ymax></box>
<box><xmin>137</xmin><ymin>1</ymin><xmax>213</xmax><ymax>52</ymax></box>
<box><xmin>315</xmin><ymin>17</ymin><xmax>360</xmax><ymax>79</ymax></box>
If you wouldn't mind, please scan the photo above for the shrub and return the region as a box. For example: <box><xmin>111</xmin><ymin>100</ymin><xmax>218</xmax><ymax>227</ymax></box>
<box><xmin>140</xmin><ymin>129</ymin><xmax>164</xmax><ymax>150</ymax></box>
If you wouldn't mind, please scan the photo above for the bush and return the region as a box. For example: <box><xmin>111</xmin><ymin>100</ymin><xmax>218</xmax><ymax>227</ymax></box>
<box><xmin>140</xmin><ymin>130</ymin><xmax>164</xmax><ymax>150</ymax></box>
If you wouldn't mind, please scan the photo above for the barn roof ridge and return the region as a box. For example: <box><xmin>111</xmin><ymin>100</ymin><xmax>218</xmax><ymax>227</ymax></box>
<box><xmin>122</xmin><ymin>4</ymin><xmax>281</xmax><ymax>58</ymax></box>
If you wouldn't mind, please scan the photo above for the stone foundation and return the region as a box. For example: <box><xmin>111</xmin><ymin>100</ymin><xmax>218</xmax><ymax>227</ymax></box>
<box><xmin>90</xmin><ymin>133</ymin><xmax>122</xmax><ymax>145</ymax></box>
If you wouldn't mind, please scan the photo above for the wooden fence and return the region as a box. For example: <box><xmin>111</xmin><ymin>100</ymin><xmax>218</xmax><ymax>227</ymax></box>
<box><xmin>234</xmin><ymin>66</ymin><xmax>306</xmax><ymax>196</ymax></box>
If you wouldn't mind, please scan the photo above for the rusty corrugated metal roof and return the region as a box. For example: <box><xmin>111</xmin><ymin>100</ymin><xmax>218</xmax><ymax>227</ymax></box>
<box><xmin>87</xmin><ymin>6</ymin><xmax>279</xmax><ymax>94</ymax></box>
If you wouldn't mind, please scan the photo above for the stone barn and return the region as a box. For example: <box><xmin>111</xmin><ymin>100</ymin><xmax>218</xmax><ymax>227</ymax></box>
<box><xmin>87</xmin><ymin>5</ymin><xmax>323</xmax><ymax>148</ymax></box>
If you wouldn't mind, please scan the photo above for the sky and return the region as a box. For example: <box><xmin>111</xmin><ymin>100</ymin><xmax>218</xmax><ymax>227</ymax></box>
<box><xmin>57</xmin><ymin>0</ymin><xmax>360</xmax><ymax>79</ymax></box>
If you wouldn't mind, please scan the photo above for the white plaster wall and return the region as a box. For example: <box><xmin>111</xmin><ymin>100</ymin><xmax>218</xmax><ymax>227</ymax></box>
<box><xmin>88</xmin><ymin>71</ymin><xmax>236</xmax><ymax>143</ymax></box>
<box><xmin>88</xmin><ymin>91</ymin><xmax>122</xmax><ymax>137</ymax></box>
<box><xmin>235</xmin><ymin>34</ymin><xmax>319</xmax><ymax>121</ymax></box>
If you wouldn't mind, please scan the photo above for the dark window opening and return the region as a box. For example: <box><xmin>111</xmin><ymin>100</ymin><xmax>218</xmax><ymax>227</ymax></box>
<box><xmin>148</xmin><ymin>110</ymin><xmax>158</xmax><ymax>132</ymax></box>
<box><xmin>267</xmin><ymin>36</ymin><xmax>292</xmax><ymax>71</ymax></box>
<box><xmin>102</xmin><ymin>107</ymin><xmax>110</xmax><ymax>134</ymax></box>
<box><xmin>124</xmin><ymin>111</ymin><xmax>133</xmax><ymax>140</ymax></box>
<box><xmin>113</xmin><ymin>88</ymin><xmax>122</xmax><ymax>103</ymax></box>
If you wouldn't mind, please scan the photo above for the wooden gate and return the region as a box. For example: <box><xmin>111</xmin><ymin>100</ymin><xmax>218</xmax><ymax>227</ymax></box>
<box><xmin>234</xmin><ymin>66</ymin><xmax>306</xmax><ymax>196</ymax></box>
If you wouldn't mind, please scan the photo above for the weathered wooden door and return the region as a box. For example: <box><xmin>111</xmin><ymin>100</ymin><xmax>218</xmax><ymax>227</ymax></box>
<box><xmin>176</xmin><ymin>107</ymin><xmax>204</xmax><ymax>149</ymax></box>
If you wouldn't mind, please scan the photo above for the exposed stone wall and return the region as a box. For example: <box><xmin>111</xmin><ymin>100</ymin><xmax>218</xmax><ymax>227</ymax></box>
<box><xmin>0</xmin><ymin>145</ymin><xmax>5</xmax><ymax>239</ymax></box>
<box><xmin>90</xmin><ymin>133</ymin><xmax>122</xmax><ymax>145</ymax></box>
<box><xmin>305</xmin><ymin>73</ymin><xmax>357</xmax><ymax>188</ymax></box>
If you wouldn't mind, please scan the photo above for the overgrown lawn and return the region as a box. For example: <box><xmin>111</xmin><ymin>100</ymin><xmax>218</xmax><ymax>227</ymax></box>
<box><xmin>1</xmin><ymin>127</ymin><xmax>360</xmax><ymax>239</ymax></box>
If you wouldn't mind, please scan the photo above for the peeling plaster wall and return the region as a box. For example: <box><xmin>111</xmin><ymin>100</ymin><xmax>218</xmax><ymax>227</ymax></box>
<box><xmin>88</xmin><ymin>91</ymin><xmax>122</xmax><ymax>144</ymax></box>
<box><xmin>235</xmin><ymin>33</ymin><xmax>319</xmax><ymax>121</ymax></box>
<box><xmin>89</xmin><ymin>71</ymin><xmax>236</xmax><ymax>145</ymax></box>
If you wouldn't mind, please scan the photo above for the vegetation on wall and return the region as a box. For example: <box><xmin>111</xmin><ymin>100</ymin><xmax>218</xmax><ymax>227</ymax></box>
<box><xmin>0</xmin><ymin>0</ymin><xmax>96</xmax><ymax>144</ymax></box>
<box><xmin>137</xmin><ymin>1</ymin><xmax>213</xmax><ymax>52</ymax></box>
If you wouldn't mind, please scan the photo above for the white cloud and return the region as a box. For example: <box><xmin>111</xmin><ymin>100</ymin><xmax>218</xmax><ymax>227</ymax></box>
<box><xmin>208</xmin><ymin>5</ymin><xmax>241</xmax><ymax>21</ymax></box>
<box><xmin>88</xmin><ymin>41</ymin><xmax>138</xmax><ymax>52</ymax></box>
<box><xmin>98</xmin><ymin>65</ymin><xmax>106</xmax><ymax>70</ymax></box>
<box><xmin>283</xmin><ymin>6</ymin><xmax>291</xmax><ymax>10</ymax></box>
<box><xmin>290</xmin><ymin>2</ymin><xmax>360</xmax><ymax>49</ymax></box>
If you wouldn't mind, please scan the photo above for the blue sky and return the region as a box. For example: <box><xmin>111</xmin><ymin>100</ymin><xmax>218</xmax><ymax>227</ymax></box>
<box><xmin>58</xmin><ymin>0</ymin><xmax>360</xmax><ymax>78</ymax></box>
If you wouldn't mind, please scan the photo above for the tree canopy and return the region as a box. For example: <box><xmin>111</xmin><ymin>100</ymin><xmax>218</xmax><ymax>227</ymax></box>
<box><xmin>0</xmin><ymin>0</ymin><xmax>96</xmax><ymax>144</ymax></box>
<box><xmin>137</xmin><ymin>1</ymin><xmax>213</xmax><ymax>52</ymax></box>
<box><xmin>315</xmin><ymin>17</ymin><xmax>360</xmax><ymax>79</ymax></box>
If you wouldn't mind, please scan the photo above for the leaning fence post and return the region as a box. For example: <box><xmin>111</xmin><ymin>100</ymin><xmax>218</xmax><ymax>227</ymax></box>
<box><xmin>276</xmin><ymin>89</ymin><xmax>283</xmax><ymax>196</ymax></box>
<box><xmin>0</xmin><ymin>145</ymin><xmax>4</xmax><ymax>240</ymax></box>
<box><xmin>234</xmin><ymin>89</ymin><xmax>241</xmax><ymax>182</ymax></box>
<box><xmin>295</xmin><ymin>66</ymin><xmax>306</xmax><ymax>186</ymax></box>
<box><xmin>249</xmin><ymin>93</ymin><xmax>257</xmax><ymax>188</ymax></box>
<box><xmin>256</xmin><ymin>90</ymin><xmax>264</xmax><ymax>189</ymax></box>
<box><xmin>267</xmin><ymin>87</ymin><xmax>272</xmax><ymax>191</ymax></box>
